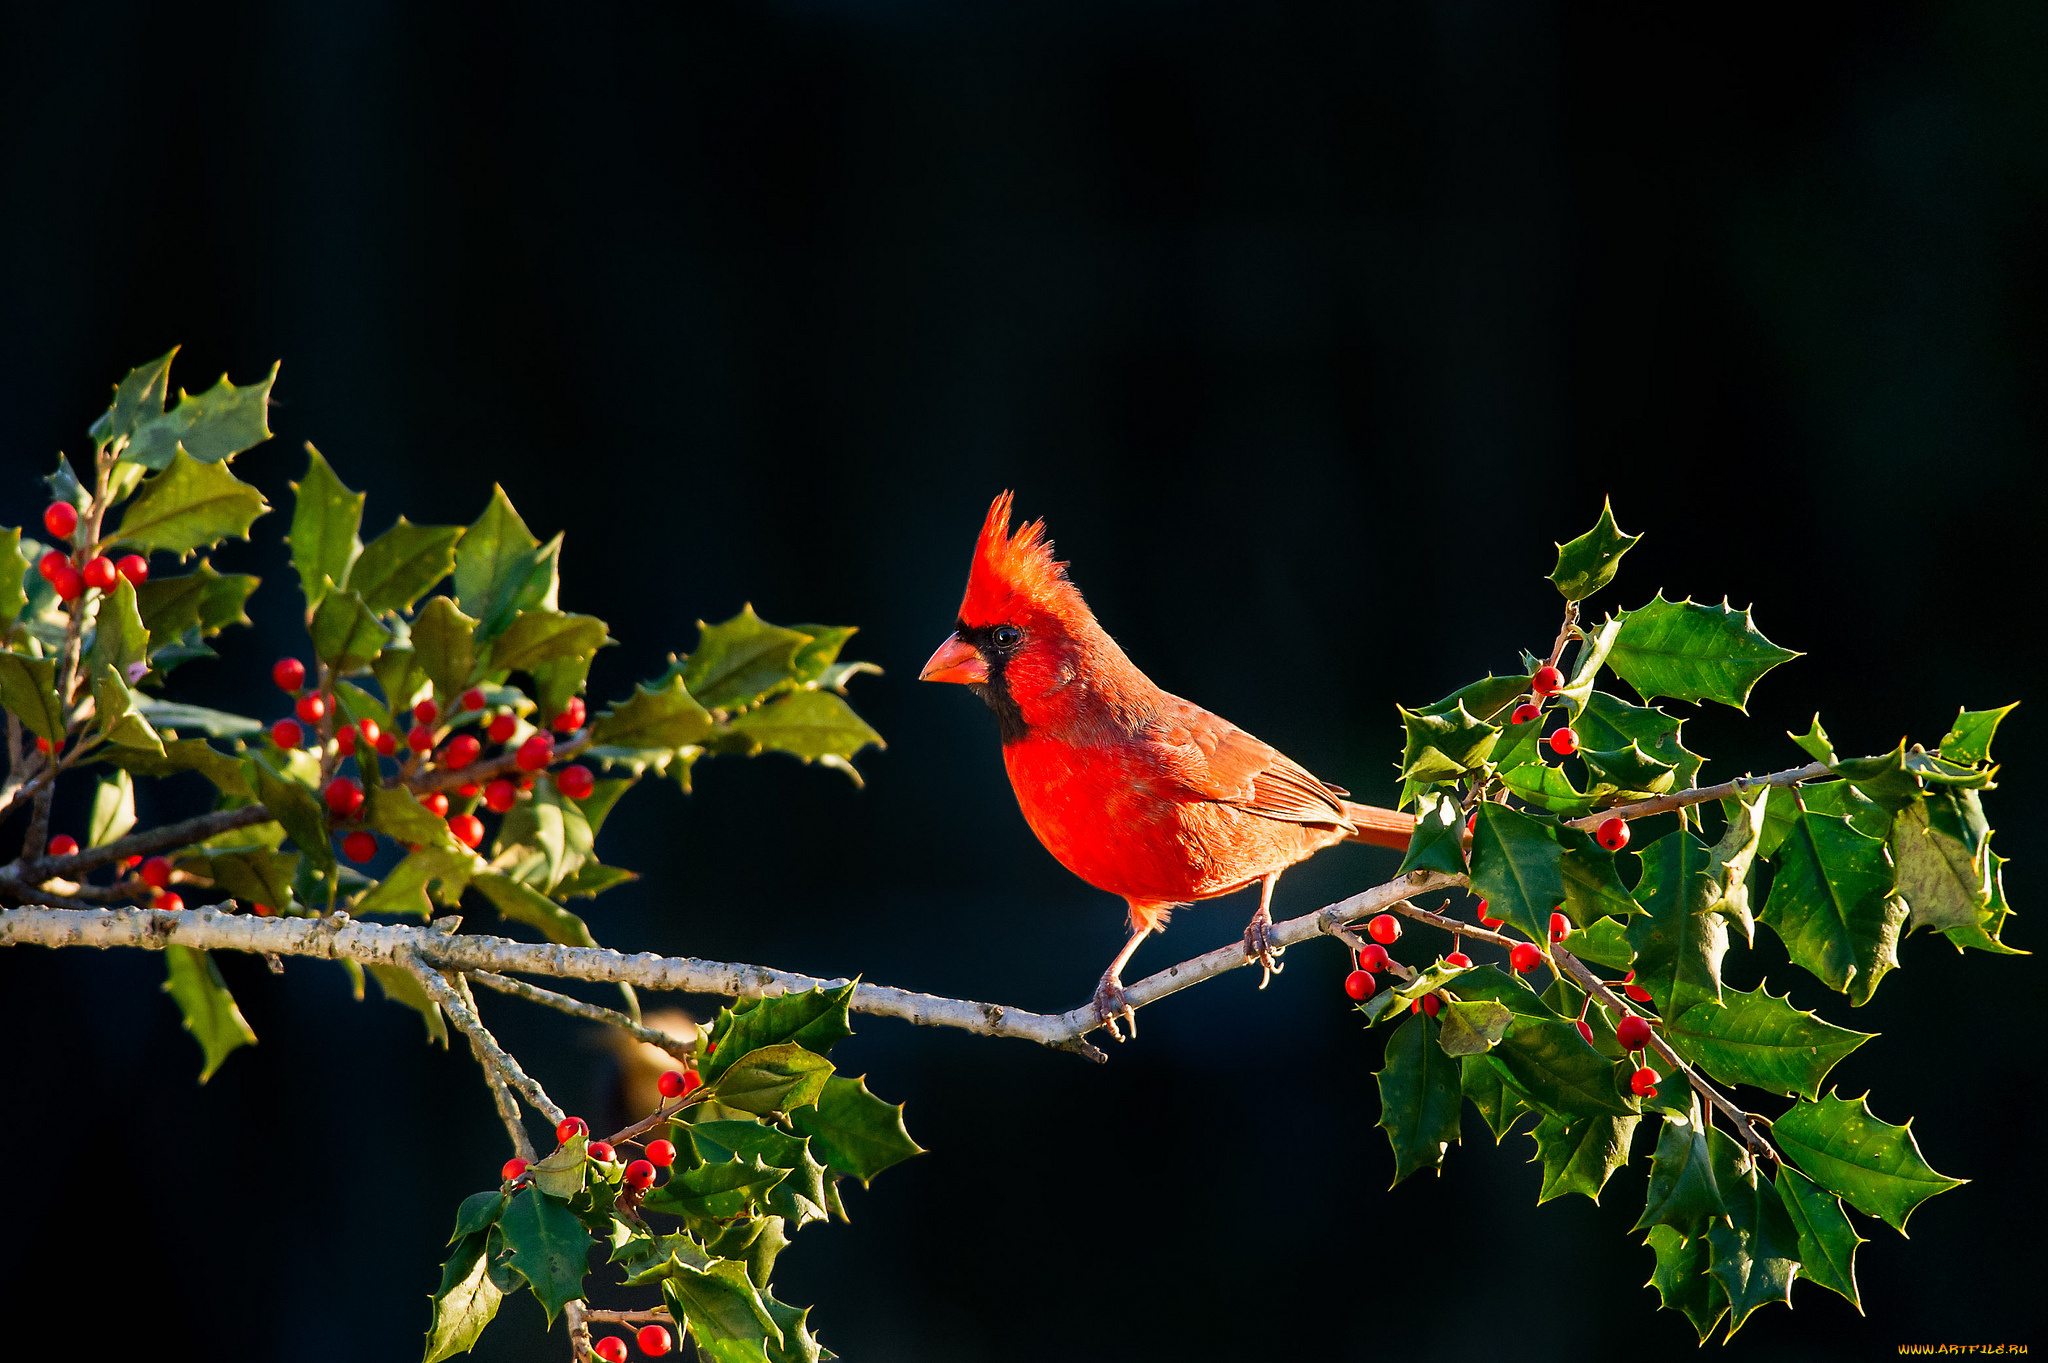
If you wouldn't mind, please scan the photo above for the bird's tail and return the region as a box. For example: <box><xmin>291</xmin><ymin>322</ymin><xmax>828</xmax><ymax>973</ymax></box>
<box><xmin>1341</xmin><ymin>801</ymin><xmax>1414</xmax><ymax>851</ymax></box>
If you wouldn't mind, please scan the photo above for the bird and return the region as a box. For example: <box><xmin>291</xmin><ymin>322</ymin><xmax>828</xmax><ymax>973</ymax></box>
<box><xmin>920</xmin><ymin>492</ymin><xmax>1414</xmax><ymax>1040</ymax></box>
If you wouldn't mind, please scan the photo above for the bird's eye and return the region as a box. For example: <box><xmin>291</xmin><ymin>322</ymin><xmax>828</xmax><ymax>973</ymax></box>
<box><xmin>991</xmin><ymin>625</ymin><xmax>1022</xmax><ymax>649</ymax></box>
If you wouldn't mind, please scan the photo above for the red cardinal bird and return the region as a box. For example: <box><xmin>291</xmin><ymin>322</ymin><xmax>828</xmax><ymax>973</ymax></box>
<box><xmin>921</xmin><ymin>493</ymin><xmax>1414</xmax><ymax>1039</ymax></box>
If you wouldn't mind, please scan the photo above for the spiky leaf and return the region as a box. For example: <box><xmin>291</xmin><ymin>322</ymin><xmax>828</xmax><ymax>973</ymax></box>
<box><xmin>1606</xmin><ymin>594</ymin><xmax>1799</xmax><ymax>711</ymax></box>
<box><xmin>1375</xmin><ymin>1012</ymin><xmax>1463</xmax><ymax>1184</ymax></box>
<box><xmin>110</xmin><ymin>451</ymin><xmax>270</xmax><ymax>555</ymax></box>
<box><xmin>1760</xmin><ymin>800</ymin><xmax>1904</xmax><ymax>1005</ymax></box>
<box><xmin>1548</xmin><ymin>499</ymin><xmax>1641</xmax><ymax>601</ymax></box>
<box><xmin>162</xmin><ymin>945</ymin><xmax>257</xmax><ymax>1081</ymax></box>
<box><xmin>1770</xmin><ymin>1092</ymin><xmax>1965</xmax><ymax>1233</ymax></box>
<box><xmin>350</xmin><ymin>518</ymin><xmax>462</xmax><ymax>616</ymax></box>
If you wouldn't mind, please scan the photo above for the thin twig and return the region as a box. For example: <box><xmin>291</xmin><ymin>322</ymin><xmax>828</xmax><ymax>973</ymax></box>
<box><xmin>583</xmin><ymin>1308</ymin><xmax>673</xmax><ymax>1325</ymax></box>
<box><xmin>564</xmin><ymin>1299</ymin><xmax>594</xmax><ymax>1363</ymax></box>
<box><xmin>468</xmin><ymin>970</ymin><xmax>695</xmax><ymax>1065</ymax></box>
<box><xmin>1563</xmin><ymin>762</ymin><xmax>1829</xmax><ymax>831</ymax></box>
<box><xmin>401</xmin><ymin>949</ymin><xmax>565</xmax><ymax>1124</ymax></box>
<box><xmin>2</xmin><ymin>805</ymin><xmax>273</xmax><ymax>885</ymax></box>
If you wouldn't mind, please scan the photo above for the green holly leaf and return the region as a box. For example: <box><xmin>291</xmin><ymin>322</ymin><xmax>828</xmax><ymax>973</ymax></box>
<box><xmin>1499</xmin><ymin>759</ymin><xmax>1598</xmax><ymax>815</ymax></box>
<box><xmin>662</xmin><ymin>1260</ymin><xmax>781</xmax><ymax>1354</ymax></box>
<box><xmin>1559</xmin><ymin>915</ymin><xmax>1636</xmax><ymax>970</ymax></box>
<box><xmin>206</xmin><ymin>847</ymin><xmax>300</xmax><ymax>913</ymax></box>
<box><xmin>708</xmin><ymin>1044</ymin><xmax>835</xmax><ymax>1116</ymax></box>
<box><xmin>1460</xmin><ymin>1053</ymin><xmax>1530</xmax><ymax>1142</ymax></box>
<box><xmin>409</xmin><ymin>596</ymin><xmax>479</xmax><ymax>698</ymax></box>
<box><xmin>705</xmin><ymin>983</ymin><xmax>855</xmax><ymax>1082</ymax></box>
<box><xmin>1487</xmin><ymin>1013</ymin><xmax>1637</xmax><ymax>1121</ymax></box>
<box><xmin>120</xmin><ymin>362</ymin><xmax>278</xmax><ymax>469</ymax></box>
<box><xmin>471</xmin><ymin>872</ymin><xmax>600</xmax><ymax>948</ymax></box>
<box><xmin>641</xmin><ymin>1155</ymin><xmax>788</xmax><ymax>1228</ymax></box>
<box><xmin>1831</xmin><ymin>741</ymin><xmax>1924</xmax><ymax>813</ymax></box>
<box><xmin>1394</xmin><ymin>793</ymin><xmax>1468</xmax><ymax>878</ymax></box>
<box><xmin>1606</xmin><ymin>594</ymin><xmax>1799</xmax><ymax>711</ymax></box>
<box><xmin>332</xmin><ymin>679</ymin><xmax>393</xmax><ymax>735</ymax></box>
<box><xmin>365</xmin><ymin>962</ymin><xmax>450</xmax><ymax>1046</ymax></box>
<box><xmin>1555</xmin><ymin>827</ymin><xmax>1641</xmax><ymax>927</ymax></box>
<box><xmin>1662</xmin><ymin>987</ymin><xmax>1870</xmax><ymax>1101</ymax></box>
<box><xmin>287</xmin><ymin>445</ymin><xmax>364</xmax><ymax>610</ymax></box>
<box><xmin>787</xmin><ymin>1075</ymin><xmax>923</xmax><ymax>1185</ymax></box>
<box><xmin>1435</xmin><ymin>999</ymin><xmax>1513</xmax><ymax>1055</ymax></box>
<box><xmin>162</xmin><ymin>945</ymin><xmax>258</xmax><ymax>1081</ymax></box>
<box><xmin>551</xmin><ymin>862</ymin><xmax>639</xmax><ymax>900</ymax></box>
<box><xmin>1644</xmin><ymin>1225</ymin><xmax>1729</xmax><ymax>1343</ymax></box>
<box><xmin>1775</xmin><ymin>1164</ymin><xmax>1865</xmax><ymax>1310</ymax></box>
<box><xmin>1397</xmin><ymin>701</ymin><xmax>1501</xmax><ymax>783</ymax></box>
<box><xmin>1760</xmin><ymin>800</ymin><xmax>1905</xmax><ymax>1005</ymax></box>
<box><xmin>1574</xmin><ymin>690</ymin><xmax>1702</xmax><ymax>794</ymax></box>
<box><xmin>1791</xmin><ymin>714</ymin><xmax>1838</xmax><ymax>765</ymax></box>
<box><xmin>1548</xmin><ymin>499</ymin><xmax>1641</xmax><ymax>601</ymax></box>
<box><xmin>1626</xmin><ymin>830</ymin><xmax>1727</xmax><ymax>1017</ymax></box>
<box><xmin>1890</xmin><ymin>794</ymin><xmax>1992</xmax><ymax>931</ymax></box>
<box><xmin>100</xmin><ymin>737</ymin><xmax>255</xmax><ymax>797</ymax></box>
<box><xmin>1939</xmin><ymin>702</ymin><xmax>2017</xmax><ymax>767</ymax></box>
<box><xmin>1415</xmin><ymin>673</ymin><xmax>1533</xmax><ymax>725</ymax></box>
<box><xmin>1580</xmin><ymin>742</ymin><xmax>1678</xmax><ymax>799</ymax></box>
<box><xmin>374</xmin><ymin>646</ymin><xmax>430</xmax><ymax>716</ymax></box>
<box><xmin>1556</xmin><ymin>616</ymin><xmax>1624</xmax><ymax>711</ymax></box>
<box><xmin>349</xmin><ymin>518</ymin><xmax>462</xmax><ymax>616</ymax></box>
<box><xmin>689</xmin><ymin>1122</ymin><xmax>831</xmax><ymax>1230</ymax></box>
<box><xmin>1706</xmin><ymin>1128</ymin><xmax>1800</xmax><ymax>1338</ymax></box>
<box><xmin>1704</xmin><ymin>787</ymin><xmax>1768</xmax><ymax>945</ymax></box>
<box><xmin>1374</xmin><ymin>1012</ymin><xmax>1464</xmax><ymax>1184</ymax></box>
<box><xmin>87</xmin><ymin>770</ymin><xmax>136</xmax><ymax>847</ymax></box>
<box><xmin>1634</xmin><ymin>1110</ymin><xmax>1727</xmax><ymax>1238</ymax></box>
<box><xmin>132</xmin><ymin>559</ymin><xmax>259</xmax><ymax>640</ymax></box>
<box><xmin>1796</xmin><ymin>777</ymin><xmax>1892</xmax><ymax>839</ymax></box>
<box><xmin>310</xmin><ymin>588</ymin><xmax>393</xmax><ymax>675</ymax></box>
<box><xmin>528</xmin><ymin>653</ymin><xmax>591</xmax><ymax>723</ymax></box>
<box><xmin>1529</xmin><ymin>1112</ymin><xmax>1638</xmax><ymax>1203</ymax></box>
<box><xmin>134</xmin><ymin>698</ymin><xmax>262</xmax><ymax>738</ymax></box>
<box><xmin>353</xmin><ymin>847</ymin><xmax>480</xmax><ymax>919</ymax></box>
<box><xmin>1468</xmin><ymin>804</ymin><xmax>1566</xmax><ymax>942</ymax></box>
<box><xmin>591</xmin><ymin>674</ymin><xmax>714</xmax><ymax>754</ymax></box>
<box><xmin>0</xmin><ymin>652</ymin><xmax>63</xmax><ymax>741</ymax></box>
<box><xmin>89</xmin><ymin>347</ymin><xmax>179</xmax><ymax>450</ymax></box>
<box><xmin>87</xmin><ymin>576</ymin><xmax>150</xmax><ymax>678</ymax></box>
<box><xmin>701</xmin><ymin>1341</ymin><xmax>773</xmax><ymax>1363</ymax></box>
<box><xmin>249</xmin><ymin>753</ymin><xmax>336</xmax><ymax>878</ymax></box>
<box><xmin>454</xmin><ymin>487</ymin><xmax>557</xmax><ymax>639</ymax></box>
<box><xmin>1770</xmin><ymin>1091</ymin><xmax>1965</xmax><ymax>1233</ymax></box>
<box><xmin>495</xmin><ymin>1188</ymin><xmax>591</xmax><ymax>1323</ymax></box>
<box><xmin>0</xmin><ymin>527</ymin><xmax>25</xmax><ymax>624</ymax></box>
<box><xmin>109</xmin><ymin>451</ymin><xmax>270</xmax><ymax>555</ymax></box>
<box><xmin>479</xmin><ymin>609</ymin><xmax>608</xmax><ymax>680</ymax></box>
<box><xmin>90</xmin><ymin>663</ymin><xmax>163</xmax><ymax>753</ymax></box>
<box><xmin>423</xmin><ymin>1231</ymin><xmax>504</xmax><ymax>1363</ymax></box>
<box><xmin>681</xmin><ymin>606</ymin><xmax>814</xmax><ymax>711</ymax></box>
<box><xmin>717</xmin><ymin>689</ymin><xmax>884</xmax><ymax>773</ymax></box>
<box><xmin>1943</xmin><ymin>849</ymin><xmax>2025</xmax><ymax>956</ymax></box>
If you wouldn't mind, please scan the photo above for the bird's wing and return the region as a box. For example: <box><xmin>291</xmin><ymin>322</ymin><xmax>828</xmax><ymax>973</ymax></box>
<box><xmin>1142</xmin><ymin>696</ymin><xmax>1356</xmax><ymax>829</ymax></box>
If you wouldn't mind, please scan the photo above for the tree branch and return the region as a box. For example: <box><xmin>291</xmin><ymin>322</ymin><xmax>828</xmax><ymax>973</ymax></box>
<box><xmin>1563</xmin><ymin>762</ymin><xmax>1829</xmax><ymax>831</ymax></box>
<box><xmin>467</xmin><ymin>969</ymin><xmax>696</xmax><ymax>1065</ymax></box>
<box><xmin>1</xmin><ymin>805</ymin><xmax>273</xmax><ymax>887</ymax></box>
<box><xmin>400</xmin><ymin>949</ymin><xmax>565</xmax><ymax>1125</ymax></box>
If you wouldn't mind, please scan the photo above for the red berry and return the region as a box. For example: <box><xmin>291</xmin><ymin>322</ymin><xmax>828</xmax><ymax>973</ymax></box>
<box><xmin>556</xmin><ymin>1117</ymin><xmax>587</xmax><ymax>1144</ymax></box>
<box><xmin>1414</xmin><ymin>993</ymin><xmax>1441</xmax><ymax>1018</ymax></box>
<box><xmin>448</xmin><ymin>813</ymin><xmax>485</xmax><ymax>849</ymax></box>
<box><xmin>1617</xmin><ymin>1015</ymin><xmax>1654</xmax><ymax>1052</ymax></box>
<box><xmin>1623</xmin><ymin>970</ymin><xmax>1635</xmax><ymax>983</ymax></box>
<box><xmin>1575</xmin><ymin>1019</ymin><xmax>1595</xmax><ymax>1045</ymax></box>
<box><xmin>375</xmin><ymin>731</ymin><xmax>398</xmax><ymax>757</ymax></box>
<box><xmin>1366</xmin><ymin>914</ymin><xmax>1401</xmax><ymax>945</ymax></box>
<box><xmin>1465</xmin><ymin>811</ymin><xmax>1477</xmax><ymax>834</ymax></box>
<box><xmin>154</xmin><ymin>891</ymin><xmax>185</xmax><ymax>912</ymax></box>
<box><xmin>646</xmin><ymin>1139</ymin><xmax>678</xmax><ymax>1168</ymax></box>
<box><xmin>501</xmin><ymin>1157</ymin><xmax>529</xmax><ymax>1182</ymax></box>
<box><xmin>124</xmin><ymin>854</ymin><xmax>142</xmax><ymax>868</ymax></box>
<box><xmin>82</xmin><ymin>556</ymin><xmax>118</xmax><ymax>591</ymax></box>
<box><xmin>1549</xmin><ymin>911</ymin><xmax>1570</xmax><ymax>943</ymax></box>
<box><xmin>623</xmin><ymin>1159</ymin><xmax>656</xmax><ymax>1189</ymax></box>
<box><xmin>658</xmin><ymin>1070</ymin><xmax>686</xmax><ymax>1098</ymax></box>
<box><xmin>335</xmin><ymin>723</ymin><xmax>357</xmax><ymax>755</ymax></box>
<box><xmin>594</xmin><ymin>1338</ymin><xmax>628</xmax><ymax>1363</ymax></box>
<box><xmin>587</xmin><ymin>1141</ymin><xmax>616</xmax><ymax>1163</ymax></box>
<box><xmin>1343</xmin><ymin>969</ymin><xmax>1375</xmax><ymax>1000</ymax></box>
<box><xmin>1548</xmin><ymin>727</ymin><xmax>1578</xmax><ymax>756</ymax></box>
<box><xmin>421</xmin><ymin>791</ymin><xmax>450</xmax><ymax>817</ymax></box>
<box><xmin>324</xmin><ymin>777</ymin><xmax>364</xmax><ymax>816</ymax></box>
<box><xmin>357</xmin><ymin>717</ymin><xmax>381</xmax><ymax>747</ymax></box>
<box><xmin>252</xmin><ymin>902</ymin><xmax>274</xmax><ymax>917</ymax></box>
<box><xmin>516</xmin><ymin>732</ymin><xmax>553</xmax><ymax>771</ymax></box>
<box><xmin>678</xmin><ymin>1069</ymin><xmax>703</xmax><ymax>1095</ymax></box>
<box><xmin>296</xmin><ymin>692</ymin><xmax>327</xmax><ymax>724</ymax></box>
<box><xmin>36</xmin><ymin>549</ymin><xmax>67</xmax><ymax>581</ymax></box>
<box><xmin>1596</xmin><ymin>817</ymin><xmax>1630</xmax><ymax>851</ymax></box>
<box><xmin>1509</xmin><ymin>942</ymin><xmax>1544</xmax><ymax>973</ymax></box>
<box><xmin>115</xmin><ymin>554</ymin><xmax>148</xmax><ymax>585</ymax></box>
<box><xmin>456</xmin><ymin>782</ymin><xmax>479</xmax><ymax>798</ymax></box>
<box><xmin>1630</xmin><ymin>1066</ymin><xmax>1661</xmax><ymax>1096</ymax></box>
<box><xmin>271</xmin><ymin>717</ymin><xmax>304</xmax><ymax>750</ymax></box>
<box><xmin>272</xmin><ymin>657</ymin><xmax>306</xmax><ymax>692</ymax></box>
<box><xmin>637</xmin><ymin>1324</ymin><xmax>673</xmax><ymax>1357</ymax></box>
<box><xmin>407</xmin><ymin>725</ymin><xmax>435</xmax><ymax>754</ymax></box>
<box><xmin>47</xmin><ymin>834</ymin><xmax>78</xmax><ymax>857</ymax></box>
<box><xmin>1531</xmin><ymin>664</ymin><xmax>1564</xmax><ymax>696</ymax></box>
<box><xmin>483</xmin><ymin>779</ymin><xmax>518</xmax><ymax>813</ymax></box>
<box><xmin>442</xmin><ymin>733</ymin><xmax>480</xmax><ymax>769</ymax></box>
<box><xmin>413</xmin><ymin>698</ymin><xmax>439</xmax><ymax>725</ymax></box>
<box><xmin>1510</xmin><ymin>701</ymin><xmax>1540</xmax><ymax>725</ymax></box>
<box><xmin>1443</xmin><ymin>951</ymin><xmax>1473</xmax><ymax>969</ymax></box>
<box><xmin>35</xmin><ymin>737</ymin><xmax>51</xmax><ymax>754</ymax></box>
<box><xmin>461</xmin><ymin>686</ymin><xmax>487</xmax><ymax>711</ymax></box>
<box><xmin>487</xmin><ymin>712</ymin><xmax>519</xmax><ymax>744</ymax></box>
<box><xmin>556</xmin><ymin>764</ymin><xmax>594</xmax><ymax>800</ymax></box>
<box><xmin>43</xmin><ymin>501</ymin><xmax>78</xmax><ymax>539</ymax></box>
<box><xmin>51</xmin><ymin>566</ymin><xmax>84</xmax><ymax>602</ymax></box>
<box><xmin>551</xmin><ymin>698</ymin><xmax>586</xmax><ymax>733</ymax></box>
<box><xmin>343</xmin><ymin>831</ymin><xmax>377</xmax><ymax>863</ymax></box>
<box><xmin>1625</xmin><ymin>983</ymin><xmax>1654</xmax><ymax>1003</ymax></box>
<box><xmin>1355</xmin><ymin>943</ymin><xmax>1390</xmax><ymax>973</ymax></box>
<box><xmin>140</xmin><ymin>856</ymin><xmax>172</xmax><ymax>889</ymax></box>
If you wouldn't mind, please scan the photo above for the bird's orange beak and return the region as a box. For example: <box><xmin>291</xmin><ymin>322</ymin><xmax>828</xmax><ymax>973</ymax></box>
<box><xmin>919</xmin><ymin>632</ymin><xmax>989</xmax><ymax>685</ymax></box>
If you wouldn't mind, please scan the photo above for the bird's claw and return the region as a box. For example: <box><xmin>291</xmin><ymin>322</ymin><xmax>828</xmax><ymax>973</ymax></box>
<box><xmin>1243</xmin><ymin>918</ymin><xmax>1285</xmax><ymax>989</ymax></box>
<box><xmin>1093</xmin><ymin>976</ymin><xmax>1136</xmax><ymax>1042</ymax></box>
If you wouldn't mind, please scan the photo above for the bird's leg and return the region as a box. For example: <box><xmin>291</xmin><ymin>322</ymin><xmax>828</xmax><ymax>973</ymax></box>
<box><xmin>1092</xmin><ymin>923</ymin><xmax>1151</xmax><ymax>1042</ymax></box>
<box><xmin>1242</xmin><ymin>871</ymin><xmax>1285</xmax><ymax>989</ymax></box>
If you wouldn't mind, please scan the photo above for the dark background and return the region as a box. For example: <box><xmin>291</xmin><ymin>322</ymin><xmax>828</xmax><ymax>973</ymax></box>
<box><xmin>2</xmin><ymin>2</ymin><xmax>2043</xmax><ymax>1359</ymax></box>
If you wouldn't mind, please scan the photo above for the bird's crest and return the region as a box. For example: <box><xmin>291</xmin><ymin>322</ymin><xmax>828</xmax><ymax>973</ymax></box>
<box><xmin>958</xmin><ymin>491</ymin><xmax>1082</xmax><ymax>625</ymax></box>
